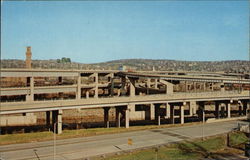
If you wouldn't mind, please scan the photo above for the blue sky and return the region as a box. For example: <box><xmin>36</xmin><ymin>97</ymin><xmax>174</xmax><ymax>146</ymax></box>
<box><xmin>1</xmin><ymin>1</ymin><xmax>249</xmax><ymax>63</ymax></box>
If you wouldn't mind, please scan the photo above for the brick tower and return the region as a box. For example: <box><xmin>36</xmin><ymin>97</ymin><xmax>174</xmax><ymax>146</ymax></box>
<box><xmin>25</xmin><ymin>46</ymin><xmax>32</xmax><ymax>68</ymax></box>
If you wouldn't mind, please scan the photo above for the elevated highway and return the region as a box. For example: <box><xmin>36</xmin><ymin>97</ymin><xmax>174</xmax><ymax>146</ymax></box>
<box><xmin>1</xmin><ymin>68</ymin><xmax>250</xmax><ymax>134</ymax></box>
<box><xmin>1</xmin><ymin>91</ymin><xmax>249</xmax><ymax>114</ymax></box>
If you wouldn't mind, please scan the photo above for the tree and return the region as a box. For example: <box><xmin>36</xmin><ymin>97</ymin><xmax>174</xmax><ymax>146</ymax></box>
<box><xmin>58</xmin><ymin>57</ymin><xmax>71</xmax><ymax>63</ymax></box>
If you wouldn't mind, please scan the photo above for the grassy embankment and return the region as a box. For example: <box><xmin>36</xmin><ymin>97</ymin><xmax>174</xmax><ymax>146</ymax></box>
<box><xmin>97</xmin><ymin>132</ymin><xmax>249</xmax><ymax>160</ymax></box>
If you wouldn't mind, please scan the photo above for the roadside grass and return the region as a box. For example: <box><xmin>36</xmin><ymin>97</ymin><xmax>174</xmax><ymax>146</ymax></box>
<box><xmin>229</xmin><ymin>131</ymin><xmax>249</xmax><ymax>146</ymax></box>
<box><xmin>0</xmin><ymin>122</ymin><xmax>200</xmax><ymax>145</ymax></box>
<box><xmin>101</xmin><ymin>136</ymin><xmax>226</xmax><ymax>160</ymax></box>
<box><xmin>0</xmin><ymin>131</ymin><xmax>53</xmax><ymax>145</ymax></box>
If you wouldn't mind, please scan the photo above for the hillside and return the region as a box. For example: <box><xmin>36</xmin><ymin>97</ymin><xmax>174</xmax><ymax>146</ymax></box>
<box><xmin>0</xmin><ymin>59</ymin><xmax>249</xmax><ymax>73</ymax></box>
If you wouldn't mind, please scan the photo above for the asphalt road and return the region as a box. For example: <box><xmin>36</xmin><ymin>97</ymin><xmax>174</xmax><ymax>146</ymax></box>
<box><xmin>0</xmin><ymin>120</ymin><xmax>248</xmax><ymax>160</ymax></box>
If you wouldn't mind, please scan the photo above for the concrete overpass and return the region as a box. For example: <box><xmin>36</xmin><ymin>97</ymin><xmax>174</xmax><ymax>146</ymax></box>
<box><xmin>0</xmin><ymin>69</ymin><xmax>250</xmax><ymax>134</ymax></box>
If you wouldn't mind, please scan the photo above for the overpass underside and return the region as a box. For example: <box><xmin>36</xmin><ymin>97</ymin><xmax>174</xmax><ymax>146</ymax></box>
<box><xmin>0</xmin><ymin>69</ymin><xmax>250</xmax><ymax>134</ymax></box>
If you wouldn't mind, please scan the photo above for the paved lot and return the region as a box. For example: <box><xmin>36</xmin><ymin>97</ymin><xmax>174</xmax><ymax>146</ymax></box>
<box><xmin>0</xmin><ymin>120</ymin><xmax>248</xmax><ymax>160</ymax></box>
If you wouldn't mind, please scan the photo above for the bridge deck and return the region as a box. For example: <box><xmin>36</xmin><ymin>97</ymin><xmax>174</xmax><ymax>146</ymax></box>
<box><xmin>1</xmin><ymin>91</ymin><xmax>249</xmax><ymax>114</ymax></box>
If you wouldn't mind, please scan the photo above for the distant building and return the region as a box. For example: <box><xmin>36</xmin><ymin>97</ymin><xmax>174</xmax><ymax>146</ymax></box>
<box><xmin>25</xmin><ymin>46</ymin><xmax>32</xmax><ymax>68</ymax></box>
<box><xmin>119</xmin><ymin>65</ymin><xmax>127</xmax><ymax>71</ymax></box>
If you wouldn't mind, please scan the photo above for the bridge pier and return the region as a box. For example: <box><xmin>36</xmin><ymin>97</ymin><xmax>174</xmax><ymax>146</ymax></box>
<box><xmin>170</xmin><ymin>105</ymin><xmax>175</xmax><ymax>124</ymax></box>
<box><xmin>94</xmin><ymin>73</ymin><xmax>98</xmax><ymax>98</ymax></box>
<box><xmin>189</xmin><ymin>101</ymin><xmax>197</xmax><ymax>116</ymax></box>
<box><xmin>238</xmin><ymin>101</ymin><xmax>243</xmax><ymax>116</ymax></box>
<box><xmin>215</xmin><ymin>102</ymin><xmax>220</xmax><ymax>118</ymax></box>
<box><xmin>243</xmin><ymin>101</ymin><xmax>248</xmax><ymax>115</ymax></box>
<box><xmin>154</xmin><ymin>79</ymin><xmax>158</xmax><ymax>89</ymax></box>
<box><xmin>180</xmin><ymin>104</ymin><xmax>185</xmax><ymax>124</ymax></box>
<box><xmin>154</xmin><ymin>104</ymin><xmax>161</xmax><ymax>125</ymax></box>
<box><xmin>115</xmin><ymin>106</ymin><xmax>130</xmax><ymax>128</ymax></box>
<box><xmin>52</xmin><ymin>110</ymin><xmax>63</xmax><ymax>134</ymax></box>
<box><xmin>46</xmin><ymin>111</ymin><xmax>51</xmax><ymax>129</ymax></box>
<box><xmin>116</xmin><ymin>107</ymin><xmax>122</xmax><ymax>128</ymax></box>
<box><xmin>150</xmin><ymin>103</ymin><xmax>155</xmax><ymax>120</ymax></box>
<box><xmin>58</xmin><ymin>76</ymin><xmax>62</xmax><ymax>85</ymax></box>
<box><xmin>117</xmin><ymin>89</ymin><xmax>121</xmax><ymax>96</ymax></box>
<box><xmin>128</xmin><ymin>78</ymin><xmax>135</xmax><ymax>97</ymax></box>
<box><xmin>125</xmin><ymin>106</ymin><xmax>130</xmax><ymax>128</ymax></box>
<box><xmin>26</xmin><ymin>77</ymin><xmax>34</xmax><ymax>101</ymax></box>
<box><xmin>197</xmin><ymin>102</ymin><xmax>205</xmax><ymax>121</ymax></box>
<box><xmin>165</xmin><ymin>103</ymin><xmax>170</xmax><ymax>119</ymax></box>
<box><xmin>86</xmin><ymin>90</ymin><xmax>89</xmax><ymax>99</ymax></box>
<box><xmin>76</xmin><ymin>75</ymin><xmax>81</xmax><ymax>99</ymax></box>
<box><xmin>103</xmin><ymin>107</ymin><xmax>110</xmax><ymax>128</ymax></box>
<box><xmin>220</xmin><ymin>103</ymin><xmax>226</xmax><ymax>118</ymax></box>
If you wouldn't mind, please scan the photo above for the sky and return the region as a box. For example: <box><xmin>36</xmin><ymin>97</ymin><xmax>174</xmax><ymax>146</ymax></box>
<box><xmin>1</xmin><ymin>1</ymin><xmax>249</xmax><ymax>63</ymax></box>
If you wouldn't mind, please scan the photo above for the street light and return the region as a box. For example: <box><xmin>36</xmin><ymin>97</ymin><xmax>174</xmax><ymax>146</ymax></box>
<box><xmin>53</xmin><ymin>122</ymin><xmax>61</xmax><ymax>160</ymax></box>
<box><xmin>202</xmin><ymin>107</ymin><xmax>205</xmax><ymax>141</ymax></box>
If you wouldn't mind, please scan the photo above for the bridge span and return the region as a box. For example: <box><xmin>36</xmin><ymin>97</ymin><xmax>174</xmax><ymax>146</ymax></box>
<box><xmin>0</xmin><ymin>69</ymin><xmax>250</xmax><ymax>134</ymax></box>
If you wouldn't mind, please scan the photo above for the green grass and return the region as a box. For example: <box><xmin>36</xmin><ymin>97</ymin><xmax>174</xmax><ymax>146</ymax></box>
<box><xmin>229</xmin><ymin>131</ymin><xmax>249</xmax><ymax>146</ymax></box>
<box><xmin>0</xmin><ymin>122</ymin><xmax>200</xmax><ymax>145</ymax></box>
<box><xmin>0</xmin><ymin>131</ymin><xmax>53</xmax><ymax>145</ymax></box>
<box><xmin>101</xmin><ymin>136</ymin><xmax>227</xmax><ymax>160</ymax></box>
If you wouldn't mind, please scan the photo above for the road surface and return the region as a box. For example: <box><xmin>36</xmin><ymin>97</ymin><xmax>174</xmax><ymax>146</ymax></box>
<box><xmin>0</xmin><ymin>120</ymin><xmax>248</xmax><ymax>160</ymax></box>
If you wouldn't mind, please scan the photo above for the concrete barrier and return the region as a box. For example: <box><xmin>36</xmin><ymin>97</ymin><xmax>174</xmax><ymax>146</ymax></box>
<box><xmin>0</xmin><ymin>115</ymin><xmax>37</xmax><ymax>126</ymax></box>
<box><xmin>206</xmin><ymin>116</ymin><xmax>247</xmax><ymax>123</ymax></box>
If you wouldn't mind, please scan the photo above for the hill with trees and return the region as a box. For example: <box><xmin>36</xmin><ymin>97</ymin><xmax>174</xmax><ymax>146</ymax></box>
<box><xmin>1</xmin><ymin>59</ymin><xmax>249</xmax><ymax>73</ymax></box>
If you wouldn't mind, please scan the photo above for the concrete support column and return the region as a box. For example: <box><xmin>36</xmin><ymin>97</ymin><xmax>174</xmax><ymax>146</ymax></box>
<box><xmin>197</xmin><ymin>102</ymin><xmax>204</xmax><ymax>121</ymax></box>
<box><xmin>159</xmin><ymin>80</ymin><xmax>173</xmax><ymax>94</ymax></box>
<box><xmin>115</xmin><ymin>107</ymin><xmax>121</xmax><ymax>128</ymax></box>
<box><xmin>26</xmin><ymin>77</ymin><xmax>34</xmax><ymax>101</ymax></box>
<box><xmin>154</xmin><ymin>79</ymin><xmax>158</xmax><ymax>89</ymax></box>
<box><xmin>121</xmin><ymin>77</ymin><xmax>126</xmax><ymax>96</ymax></box>
<box><xmin>94</xmin><ymin>73</ymin><xmax>98</xmax><ymax>98</ymax></box>
<box><xmin>86</xmin><ymin>90</ymin><xmax>89</xmax><ymax>99</ymax></box>
<box><xmin>215</xmin><ymin>102</ymin><xmax>220</xmax><ymax>118</ymax></box>
<box><xmin>180</xmin><ymin>105</ymin><xmax>184</xmax><ymax>124</ymax></box>
<box><xmin>129</xmin><ymin>78</ymin><xmax>135</xmax><ymax>97</ymax></box>
<box><xmin>76</xmin><ymin>75</ymin><xmax>81</xmax><ymax>99</ymax></box>
<box><xmin>243</xmin><ymin>102</ymin><xmax>248</xmax><ymax>115</ymax></box>
<box><xmin>185</xmin><ymin>81</ymin><xmax>188</xmax><ymax>92</ymax></box>
<box><xmin>117</xmin><ymin>89</ymin><xmax>121</xmax><ymax>96</ymax></box>
<box><xmin>238</xmin><ymin>101</ymin><xmax>243</xmax><ymax>116</ymax></box>
<box><xmin>52</xmin><ymin>110</ymin><xmax>63</xmax><ymax>134</ymax></box>
<box><xmin>165</xmin><ymin>103</ymin><xmax>170</xmax><ymax>118</ymax></box>
<box><xmin>30</xmin><ymin>77</ymin><xmax>34</xmax><ymax>100</ymax></box>
<box><xmin>150</xmin><ymin>103</ymin><xmax>155</xmax><ymax>120</ymax></box>
<box><xmin>189</xmin><ymin>101</ymin><xmax>197</xmax><ymax>116</ymax></box>
<box><xmin>221</xmin><ymin>103</ymin><xmax>226</xmax><ymax>118</ymax></box>
<box><xmin>193</xmin><ymin>82</ymin><xmax>196</xmax><ymax>92</ymax></box>
<box><xmin>154</xmin><ymin>104</ymin><xmax>161</xmax><ymax>125</ymax></box>
<box><xmin>58</xmin><ymin>77</ymin><xmax>62</xmax><ymax>85</ymax></box>
<box><xmin>170</xmin><ymin>105</ymin><xmax>175</xmax><ymax>124</ymax></box>
<box><xmin>46</xmin><ymin>111</ymin><xmax>51</xmax><ymax>128</ymax></box>
<box><xmin>147</xmin><ymin>78</ymin><xmax>151</xmax><ymax>88</ymax></box>
<box><xmin>110</xmin><ymin>77</ymin><xmax>114</xmax><ymax>96</ymax></box>
<box><xmin>227</xmin><ymin>103</ymin><xmax>231</xmax><ymax>118</ymax></box>
<box><xmin>146</xmin><ymin>78</ymin><xmax>151</xmax><ymax>94</ymax></box>
<box><xmin>166</xmin><ymin>83</ymin><xmax>173</xmax><ymax>94</ymax></box>
<box><xmin>103</xmin><ymin>107</ymin><xmax>110</xmax><ymax>128</ymax></box>
<box><xmin>125</xmin><ymin>108</ymin><xmax>130</xmax><ymax>128</ymax></box>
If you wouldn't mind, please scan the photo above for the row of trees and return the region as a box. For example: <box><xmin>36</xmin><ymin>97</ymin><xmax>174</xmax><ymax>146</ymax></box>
<box><xmin>56</xmin><ymin>57</ymin><xmax>71</xmax><ymax>63</ymax></box>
